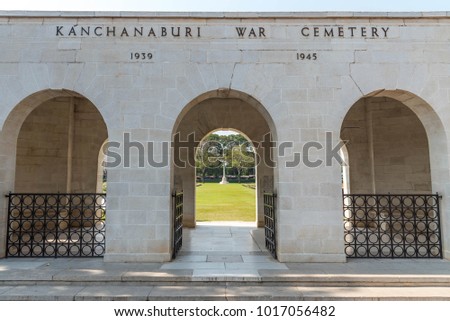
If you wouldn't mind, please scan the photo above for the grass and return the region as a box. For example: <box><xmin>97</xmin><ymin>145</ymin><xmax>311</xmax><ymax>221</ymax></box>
<box><xmin>196</xmin><ymin>183</ymin><xmax>256</xmax><ymax>221</ymax></box>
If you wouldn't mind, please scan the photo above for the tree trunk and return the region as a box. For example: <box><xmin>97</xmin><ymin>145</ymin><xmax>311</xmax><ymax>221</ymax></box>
<box><xmin>202</xmin><ymin>168</ymin><xmax>206</xmax><ymax>184</ymax></box>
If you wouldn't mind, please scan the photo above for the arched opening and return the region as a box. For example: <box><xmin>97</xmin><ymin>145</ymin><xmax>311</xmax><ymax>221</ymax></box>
<box><xmin>0</xmin><ymin>89</ymin><xmax>108</xmax><ymax>258</ymax></box>
<box><xmin>341</xmin><ymin>94</ymin><xmax>431</xmax><ymax>194</ymax></box>
<box><xmin>195</xmin><ymin>129</ymin><xmax>256</xmax><ymax>222</ymax></box>
<box><xmin>171</xmin><ymin>89</ymin><xmax>277</xmax><ymax>260</ymax></box>
<box><xmin>340</xmin><ymin>90</ymin><xmax>448</xmax><ymax>258</ymax></box>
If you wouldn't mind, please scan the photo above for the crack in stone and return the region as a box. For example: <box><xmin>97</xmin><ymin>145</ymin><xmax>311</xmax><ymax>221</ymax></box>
<box><xmin>349</xmin><ymin>73</ymin><xmax>364</xmax><ymax>96</ymax></box>
<box><xmin>229</xmin><ymin>62</ymin><xmax>237</xmax><ymax>89</ymax></box>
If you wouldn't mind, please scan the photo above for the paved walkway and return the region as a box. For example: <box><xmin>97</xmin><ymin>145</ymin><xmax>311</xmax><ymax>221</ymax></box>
<box><xmin>163</xmin><ymin>222</ymin><xmax>288</xmax><ymax>279</ymax></box>
<box><xmin>0</xmin><ymin>222</ymin><xmax>450</xmax><ymax>300</ymax></box>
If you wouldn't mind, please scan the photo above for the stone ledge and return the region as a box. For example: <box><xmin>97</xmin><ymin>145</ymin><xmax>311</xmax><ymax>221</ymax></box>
<box><xmin>0</xmin><ymin>270</ymin><xmax>54</xmax><ymax>281</ymax></box>
<box><xmin>0</xmin><ymin>285</ymin><xmax>449</xmax><ymax>301</ymax></box>
<box><xmin>122</xmin><ymin>270</ymin><xmax>192</xmax><ymax>282</ymax></box>
<box><xmin>103</xmin><ymin>253</ymin><xmax>172</xmax><ymax>263</ymax></box>
<box><xmin>74</xmin><ymin>285</ymin><xmax>153</xmax><ymax>301</ymax></box>
<box><xmin>52</xmin><ymin>269</ymin><xmax>124</xmax><ymax>282</ymax></box>
<box><xmin>277</xmin><ymin>253</ymin><xmax>347</xmax><ymax>263</ymax></box>
<box><xmin>226</xmin><ymin>285</ymin><xmax>302</xmax><ymax>300</ymax></box>
<box><xmin>0</xmin><ymin>285</ymin><xmax>84</xmax><ymax>301</ymax></box>
<box><xmin>259</xmin><ymin>271</ymin><xmax>450</xmax><ymax>285</ymax></box>
<box><xmin>148</xmin><ymin>285</ymin><xmax>226</xmax><ymax>301</ymax></box>
<box><xmin>0</xmin><ymin>11</ymin><xmax>449</xmax><ymax>19</ymax></box>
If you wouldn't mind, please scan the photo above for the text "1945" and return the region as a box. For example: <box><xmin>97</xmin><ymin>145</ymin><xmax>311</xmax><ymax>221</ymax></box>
<box><xmin>297</xmin><ymin>52</ymin><xmax>317</xmax><ymax>61</ymax></box>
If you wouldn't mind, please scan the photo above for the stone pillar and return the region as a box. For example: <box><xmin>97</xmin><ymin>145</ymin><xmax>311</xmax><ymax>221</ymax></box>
<box><xmin>0</xmin><ymin>132</ymin><xmax>16</xmax><ymax>258</ymax></box>
<box><xmin>104</xmin><ymin>127</ymin><xmax>172</xmax><ymax>263</ymax></box>
<box><xmin>66</xmin><ymin>98</ymin><xmax>75</xmax><ymax>193</ymax></box>
<box><xmin>365</xmin><ymin>101</ymin><xmax>376</xmax><ymax>193</ymax></box>
<box><xmin>276</xmin><ymin>129</ymin><xmax>347</xmax><ymax>263</ymax></box>
<box><xmin>256</xmin><ymin>160</ymin><xmax>273</xmax><ymax>227</ymax></box>
<box><xmin>181</xmin><ymin>165</ymin><xmax>196</xmax><ymax>228</ymax></box>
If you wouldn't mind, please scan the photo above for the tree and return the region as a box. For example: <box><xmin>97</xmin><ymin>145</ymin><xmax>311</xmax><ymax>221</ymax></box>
<box><xmin>195</xmin><ymin>138</ymin><xmax>222</xmax><ymax>183</ymax></box>
<box><xmin>195</xmin><ymin>132</ymin><xmax>255</xmax><ymax>183</ymax></box>
<box><xmin>231</xmin><ymin>142</ymin><xmax>255</xmax><ymax>183</ymax></box>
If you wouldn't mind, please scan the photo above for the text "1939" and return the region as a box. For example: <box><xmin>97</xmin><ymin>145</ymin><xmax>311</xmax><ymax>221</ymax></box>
<box><xmin>130</xmin><ymin>52</ymin><xmax>153</xmax><ymax>60</ymax></box>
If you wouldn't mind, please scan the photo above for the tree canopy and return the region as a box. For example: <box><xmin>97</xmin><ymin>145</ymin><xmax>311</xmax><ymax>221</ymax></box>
<box><xmin>195</xmin><ymin>132</ymin><xmax>255</xmax><ymax>183</ymax></box>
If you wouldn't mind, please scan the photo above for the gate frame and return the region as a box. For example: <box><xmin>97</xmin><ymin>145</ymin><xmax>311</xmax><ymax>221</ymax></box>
<box><xmin>172</xmin><ymin>190</ymin><xmax>184</xmax><ymax>259</ymax></box>
<box><xmin>343</xmin><ymin>193</ymin><xmax>443</xmax><ymax>258</ymax></box>
<box><xmin>5</xmin><ymin>192</ymin><xmax>106</xmax><ymax>258</ymax></box>
<box><xmin>263</xmin><ymin>192</ymin><xmax>277</xmax><ymax>259</ymax></box>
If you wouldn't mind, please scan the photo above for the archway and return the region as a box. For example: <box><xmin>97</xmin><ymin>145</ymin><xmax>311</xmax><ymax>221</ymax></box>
<box><xmin>340</xmin><ymin>89</ymin><xmax>448</xmax><ymax>258</ymax></box>
<box><xmin>0</xmin><ymin>89</ymin><xmax>108</xmax><ymax>257</ymax></box>
<box><xmin>341</xmin><ymin>94</ymin><xmax>432</xmax><ymax>194</ymax></box>
<box><xmin>171</xmin><ymin>89</ymin><xmax>277</xmax><ymax>258</ymax></box>
<box><xmin>195</xmin><ymin>129</ymin><xmax>256</xmax><ymax>222</ymax></box>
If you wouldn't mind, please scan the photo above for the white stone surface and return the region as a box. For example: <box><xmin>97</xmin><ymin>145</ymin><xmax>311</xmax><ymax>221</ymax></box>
<box><xmin>0</xmin><ymin>12</ymin><xmax>449</xmax><ymax>262</ymax></box>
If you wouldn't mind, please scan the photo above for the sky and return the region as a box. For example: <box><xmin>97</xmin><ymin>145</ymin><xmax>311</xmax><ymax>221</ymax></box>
<box><xmin>0</xmin><ymin>0</ymin><xmax>449</xmax><ymax>12</ymax></box>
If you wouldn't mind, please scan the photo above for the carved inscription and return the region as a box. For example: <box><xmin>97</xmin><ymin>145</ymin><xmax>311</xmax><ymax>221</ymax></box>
<box><xmin>300</xmin><ymin>26</ymin><xmax>390</xmax><ymax>38</ymax></box>
<box><xmin>235</xmin><ymin>27</ymin><xmax>266</xmax><ymax>38</ymax></box>
<box><xmin>56</xmin><ymin>26</ymin><xmax>201</xmax><ymax>38</ymax></box>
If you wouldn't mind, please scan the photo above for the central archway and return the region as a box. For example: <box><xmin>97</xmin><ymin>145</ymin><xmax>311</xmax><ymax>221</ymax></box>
<box><xmin>171</xmin><ymin>89</ymin><xmax>278</xmax><ymax>257</ymax></box>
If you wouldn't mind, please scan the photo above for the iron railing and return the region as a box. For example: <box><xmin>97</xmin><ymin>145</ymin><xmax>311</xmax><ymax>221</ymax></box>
<box><xmin>6</xmin><ymin>193</ymin><xmax>106</xmax><ymax>257</ymax></box>
<box><xmin>263</xmin><ymin>192</ymin><xmax>277</xmax><ymax>259</ymax></box>
<box><xmin>343</xmin><ymin>193</ymin><xmax>442</xmax><ymax>258</ymax></box>
<box><xmin>172</xmin><ymin>190</ymin><xmax>183</xmax><ymax>259</ymax></box>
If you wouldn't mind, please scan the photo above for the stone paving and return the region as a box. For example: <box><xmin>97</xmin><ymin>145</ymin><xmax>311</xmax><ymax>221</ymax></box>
<box><xmin>0</xmin><ymin>222</ymin><xmax>450</xmax><ymax>300</ymax></box>
<box><xmin>161</xmin><ymin>222</ymin><xmax>288</xmax><ymax>280</ymax></box>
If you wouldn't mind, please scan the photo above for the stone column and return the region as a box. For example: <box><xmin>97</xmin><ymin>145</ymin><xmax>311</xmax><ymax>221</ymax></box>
<box><xmin>66</xmin><ymin>98</ymin><xmax>75</xmax><ymax>193</ymax></box>
<box><xmin>256</xmin><ymin>159</ymin><xmax>273</xmax><ymax>227</ymax></box>
<box><xmin>365</xmin><ymin>101</ymin><xmax>376</xmax><ymax>193</ymax></box>
<box><xmin>181</xmin><ymin>165</ymin><xmax>196</xmax><ymax>228</ymax></box>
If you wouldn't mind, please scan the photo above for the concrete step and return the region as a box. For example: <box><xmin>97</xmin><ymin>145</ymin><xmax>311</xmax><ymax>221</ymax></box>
<box><xmin>0</xmin><ymin>284</ymin><xmax>450</xmax><ymax>301</ymax></box>
<box><xmin>1</xmin><ymin>257</ymin><xmax>450</xmax><ymax>300</ymax></box>
<box><xmin>1</xmin><ymin>269</ymin><xmax>450</xmax><ymax>287</ymax></box>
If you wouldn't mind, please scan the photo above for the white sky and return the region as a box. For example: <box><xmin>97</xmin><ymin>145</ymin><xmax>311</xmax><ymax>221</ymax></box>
<box><xmin>0</xmin><ymin>0</ymin><xmax>449</xmax><ymax>12</ymax></box>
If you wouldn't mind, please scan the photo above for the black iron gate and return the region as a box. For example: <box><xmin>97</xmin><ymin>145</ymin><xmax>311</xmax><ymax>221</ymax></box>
<box><xmin>6</xmin><ymin>193</ymin><xmax>106</xmax><ymax>257</ymax></box>
<box><xmin>172</xmin><ymin>190</ymin><xmax>183</xmax><ymax>259</ymax></box>
<box><xmin>263</xmin><ymin>192</ymin><xmax>277</xmax><ymax>259</ymax></box>
<box><xmin>343</xmin><ymin>193</ymin><xmax>442</xmax><ymax>258</ymax></box>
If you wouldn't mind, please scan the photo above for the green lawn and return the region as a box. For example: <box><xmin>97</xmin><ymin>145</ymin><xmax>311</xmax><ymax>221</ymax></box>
<box><xmin>196</xmin><ymin>183</ymin><xmax>256</xmax><ymax>221</ymax></box>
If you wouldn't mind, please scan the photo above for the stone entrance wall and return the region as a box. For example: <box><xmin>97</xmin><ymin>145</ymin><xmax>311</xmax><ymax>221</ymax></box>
<box><xmin>0</xmin><ymin>12</ymin><xmax>449</xmax><ymax>261</ymax></box>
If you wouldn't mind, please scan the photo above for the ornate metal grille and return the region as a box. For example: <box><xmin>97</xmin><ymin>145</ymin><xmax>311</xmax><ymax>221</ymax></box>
<box><xmin>6</xmin><ymin>193</ymin><xmax>106</xmax><ymax>257</ymax></box>
<box><xmin>343</xmin><ymin>194</ymin><xmax>442</xmax><ymax>258</ymax></box>
<box><xmin>264</xmin><ymin>192</ymin><xmax>277</xmax><ymax>259</ymax></box>
<box><xmin>172</xmin><ymin>190</ymin><xmax>183</xmax><ymax>259</ymax></box>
